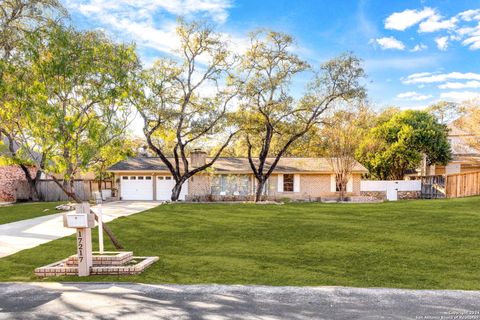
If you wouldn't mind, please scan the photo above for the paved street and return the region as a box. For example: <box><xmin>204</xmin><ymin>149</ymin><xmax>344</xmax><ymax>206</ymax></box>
<box><xmin>0</xmin><ymin>283</ymin><xmax>479</xmax><ymax>319</ymax></box>
<box><xmin>0</xmin><ymin>201</ymin><xmax>161</xmax><ymax>258</ymax></box>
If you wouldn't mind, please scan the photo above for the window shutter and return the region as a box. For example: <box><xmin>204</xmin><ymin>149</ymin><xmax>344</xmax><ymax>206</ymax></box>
<box><xmin>277</xmin><ymin>174</ymin><xmax>284</xmax><ymax>192</ymax></box>
<box><xmin>347</xmin><ymin>176</ymin><xmax>353</xmax><ymax>192</ymax></box>
<box><xmin>293</xmin><ymin>174</ymin><xmax>300</xmax><ymax>192</ymax></box>
<box><xmin>330</xmin><ymin>174</ymin><xmax>336</xmax><ymax>192</ymax></box>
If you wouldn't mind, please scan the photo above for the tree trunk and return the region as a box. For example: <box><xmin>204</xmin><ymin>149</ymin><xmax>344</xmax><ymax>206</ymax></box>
<box><xmin>18</xmin><ymin>164</ymin><xmax>40</xmax><ymax>201</ymax></box>
<box><xmin>171</xmin><ymin>181</ymin><xmax>184</xmax><ymax>202</ymax></box>
<box><xmin>339</xmin><ymin>187</ymin><xmax>345</xmax><ymax>202</ymax></box>
<box><xmin>254</xmin><ymin>178</ymin><xmax>266</xmax><ymax>202</ymax></box>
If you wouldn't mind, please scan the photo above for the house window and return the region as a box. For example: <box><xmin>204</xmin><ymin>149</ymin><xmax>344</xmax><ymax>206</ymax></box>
<box><xmin>130</xmin><ymin>176</ymin><xmax>136</xmax><ymax>180</ymax></box>
<box><xmin>138</xmin><ymin>176</ymin><xmax>144</xmax><ymax>180</ymax></box>
<box><xmin>146</xmin><ymin>176</ymin><xmax>152</xmax><ymax>180</ymax></box>
<box><xmin>165</xmin><ymin>176</ymin><xmax>172</xmax><ymax>180</ymax></box>
<box><xmin>122</xmin><ymin>176</ymin><xmax>128</xmax><ymax>180</ymax></box>
<box><xmin>158</xmin><ymin>176</ymin><xmax>164</xmax><ymax>180</ymax></box>
<box><xmin>283</xmin><ymin>174</ymin><xmax>294</xmax><ymax>192</ymax></box>
<box><xmin>331</xmin><ymin>174</ymin><xmax>353</xmax><ymax>193</ymax></box>
<box><xmin>211</xmin><ymin>175</ymin><xmax>251</xmax><ymax>196</ymax></box>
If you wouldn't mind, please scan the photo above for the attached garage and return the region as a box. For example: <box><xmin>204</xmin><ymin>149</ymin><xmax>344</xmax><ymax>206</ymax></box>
<box><xmin>120</xmin><ymin>175</ymin><xmax>153</xmax><ymax>200</ymax></box>
<box><xmin>156</xmin><ymin>175</ymin><xmax>188</xmax><ymax>201</ymax></box>
<box><xmin>119</xmin><ymin>174</ymin><xmax>188</xmax><ymax>201</ymax></box>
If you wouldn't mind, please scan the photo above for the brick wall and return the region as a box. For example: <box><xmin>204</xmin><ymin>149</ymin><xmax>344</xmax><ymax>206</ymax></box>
<box><xmin>0</xmin><ymin>166</ymin><xmax>36</xmax><ymax>202</ymax></box>
<box><xmin>186</xmin><ymin>173</ymin><xmax>363</xmax><ymax>201</ymax></box>
<box><xmin>268</xmin><ymin>173</ymin><xmax>362</xmax><ymax>200</ymax></box>
<box><xmin>187</xmin><ymin>174</ymin><xmax>212</xmax><ymax>198</ymax></box>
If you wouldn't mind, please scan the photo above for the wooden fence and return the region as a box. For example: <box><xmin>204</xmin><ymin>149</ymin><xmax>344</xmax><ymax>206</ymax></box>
<box><xmin>445</xmin><ymin>171</ymin><xmax>480</xmax><ymax>198</ymax></box>
<box><xmin>16</xmin><ymin>179</ymin><xmax>112</xmax><ymax>202</ymax></box>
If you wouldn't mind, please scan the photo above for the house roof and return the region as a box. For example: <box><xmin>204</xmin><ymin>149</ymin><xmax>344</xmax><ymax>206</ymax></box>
<box><xmin>108</xmin><ymin>157</ymin><xmax>368</xmax><ymax>174</ymax></box>
<box><xmin>447</xmin><ymin>122</ymin><xmax>480</xmax><ymax>158</ymax></box>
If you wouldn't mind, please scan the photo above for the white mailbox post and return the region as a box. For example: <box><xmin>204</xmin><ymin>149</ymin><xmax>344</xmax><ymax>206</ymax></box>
<box><xmin>63</xmin><ymin>202</ymin><xmax>95</xmax><ymax>276</ymax></box>
<box><xmin>93</xmin><ymin>191</ymin><xmax>104</xmax><ymax>254</ymax></box>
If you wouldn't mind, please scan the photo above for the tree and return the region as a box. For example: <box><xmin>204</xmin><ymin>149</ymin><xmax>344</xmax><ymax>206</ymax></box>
<box><xmin>3</xmin><ymin>25</ymin><xmax>139</xmax><ymax>249</ymax></box>
<box><xmin>13</xmin><ymin>25</ymin><xmax>138</xmax><ymax>201</ymax></box>
<box><xmin>235</xmin><ymin>30</ymin><xmax>365</xmax><ymax>201</ymax></box>
<box><xmin>454</xmin><ymin>99</ymin><xmax>480</xmax><ymax>150</ymax></box>
<box><xmin>323</xmin><ymin>105</ymin><xmax>373</xmax><ymax>200</ymax></box>
<box><xmin>133</xmin><ymin>20</ymin><xmax>238</xmax><ymax>201</ymax></box>
<box><xmin>0</xmin><ymin>0</ymin><xmax>66</xmax><ymax>200</ymax></box>
<box><xmin>0</xmin><ymin>0</ymin><xmax>66</xmax><ymax>60</ymax></box>
<box><xmin>357</xmin><ymin>110</ymin><xmax>452</xmax><ymax>180</ymax></box>
<box><xmin>427</xmin><ymin>101</ymin><xmax>465</xmax><ymax>124</ymax></box>
<box><xmin>89</xmin><ymin>137</ymin><xmax>140</xmax><ymax>190</ymax></box>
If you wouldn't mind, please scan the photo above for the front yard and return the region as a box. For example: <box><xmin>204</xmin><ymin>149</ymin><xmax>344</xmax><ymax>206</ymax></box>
<box><xmin>1</xmin><ymin>197</ymin><xmax>480</xmax><ymax>289</ymax></box>
<box><xmin>0</xmin><ymin>202</ymin><xmax>64</xmax><ymax>225</ymax></box>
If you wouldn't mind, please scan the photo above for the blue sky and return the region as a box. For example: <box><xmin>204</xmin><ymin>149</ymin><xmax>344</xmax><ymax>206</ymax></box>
<box><xmin>62</xmin><ymin>0</ymin><xmax>480</xmax><ymax>131</ymax></box>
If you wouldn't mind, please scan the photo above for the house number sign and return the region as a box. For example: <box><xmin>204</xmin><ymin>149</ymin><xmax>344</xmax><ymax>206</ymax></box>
<box><xmin>63</xmin><ymin>202</ymin><xmax>94</xmax><ymax>276</ymax></box>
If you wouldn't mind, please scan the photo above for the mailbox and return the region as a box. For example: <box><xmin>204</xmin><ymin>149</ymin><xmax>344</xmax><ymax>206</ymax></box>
<box><xmin>63</xmin><ymin>213</ymin><xmax>95</xmax><ymax>228</ymax></box>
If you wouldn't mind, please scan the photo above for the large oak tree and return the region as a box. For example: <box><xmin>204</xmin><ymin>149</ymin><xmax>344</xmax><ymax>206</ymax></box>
<box><xmin>0</xmin><ymin>0</ymin><xmax>67</xmax><ymax>200</ymax></box>
<box><xmin>1</xmin><ymin>24</ymin><xmax>139</xmax><ymax>248</ymax></box>
<box><xmin>235</xmin><ymin>30</ymin><xmax>366</xmax><ymax>201</ymax></box>
<box><xmin>133</xmin><ymin>20</ymin><xmax>238</xmax><ymax>201</ymax></box>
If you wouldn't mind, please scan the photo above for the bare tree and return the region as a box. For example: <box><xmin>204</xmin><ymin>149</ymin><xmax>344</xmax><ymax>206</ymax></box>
<box><xmin>133</xmin><ymin>20</ymin><xmax>238</xmax><ymax>201</ymax></box>
<box><xmin>236</xmin><ymin>30</ymin><xmax>365</xmax><ymax>201</ymax></box>
<box><xmin>324</xmin><ymin>106</ymin><xmax>372</xmax><ymax>201</ymax></box>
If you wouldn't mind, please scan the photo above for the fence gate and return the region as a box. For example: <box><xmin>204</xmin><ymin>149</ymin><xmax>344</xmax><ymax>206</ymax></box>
<box><xmin>420</xmin><ymin>175</ymin><xmax>446</xmax><ymax>199</ymax></box>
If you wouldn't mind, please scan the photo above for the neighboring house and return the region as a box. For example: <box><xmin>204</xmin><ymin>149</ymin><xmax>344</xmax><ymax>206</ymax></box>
<box><xmin>436</xmin><ymin>123</ymin><xmax>480</xmax><ymax>174</ymax></box>
<box><xmin>0</xmin><ymin>166</ymin><xmax>37</xmax><ymax>202</ymax></box>
<box><xmin>408</xmin><ymin>122</ymin><xmax>480</xmax><ymax>177</ymax></box>
<box><xmin>107</xmin><ymin>150</ymin><xmax>368</xmax><ymax>201</ymax></box>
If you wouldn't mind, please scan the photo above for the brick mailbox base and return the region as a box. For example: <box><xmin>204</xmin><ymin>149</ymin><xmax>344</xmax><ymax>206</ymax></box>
<box><xmin>35</xmin><ymin>251</ymin><xmax>158</xmax><ymax>277</ymax></box>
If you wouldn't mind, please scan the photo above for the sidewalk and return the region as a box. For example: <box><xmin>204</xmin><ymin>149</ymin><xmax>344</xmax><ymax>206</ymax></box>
<box><xmin>0</xmin><ymin>201</ymin><xmax>161</xmax><ymax>258</ymax></box>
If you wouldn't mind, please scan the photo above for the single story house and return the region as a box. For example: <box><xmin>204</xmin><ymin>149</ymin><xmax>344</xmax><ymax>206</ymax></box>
<box><xmin>108</xmin><ymin>150</ymin><xmax>368</xmax><ymax>201</ymax></box>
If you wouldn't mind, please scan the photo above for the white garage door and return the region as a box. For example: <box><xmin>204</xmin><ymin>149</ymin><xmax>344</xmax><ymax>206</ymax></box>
<box><xmin>121</xmin><ymin>175</ymin><xmax>153</xmax><ymax>200</ymax></box>
<box><xmin>156</xmin><ymin>176</ymin><xmax>188</xmax><ymax>201</ymax></box>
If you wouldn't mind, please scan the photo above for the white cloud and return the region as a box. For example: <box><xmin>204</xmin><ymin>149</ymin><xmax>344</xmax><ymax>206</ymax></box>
<box><xmin>75</xmin><ymin>0</ymin><xmax>232</xmax><ymax>23</ymax></box>
<box><xmin>403</xmin><ymin>72</ymin><xmax>480</xmax><ymax>84</ymax></box>
<box><xmin>384</xmin><ymin>7</ymin><xmax>435</xmax><ymax>31</ymax></box>
<box><xmin>418</xmin><ymin>15</ymin><xmax>457</xmax><ymax>32</ymax></box>
<box><xmin>396</xmin><ymin>91</ymin><xmax>433</xmax><ymax>101</ymax></box>
<box><xmin>440</xmin><ymin>91</ymin><xmax>480</xmax><ymax>102</ymax></box>
<box><xmin>382</xmin><ymin>7</ymin><xmax>480</xmax><ymax>51</ymax></box>
<box><xmin>372</xmin><ymin>36</ymin><xmax>405</xmax><ymax>50</ymax></box>
<box><xmin>435</xmin><ymin>36</ymin><xmax>449</xmax><ymax>50</ymax></box>
<box><xmin>463</xmin><ymin>35</ymin><xmax>480</xmax><ymax>50</ymax></box>
<box><xmin>458</xmin><ymin>9</ymin><xmax>480</xmax><ymax>22</ymax></box>
<box><xmin>438</xmin><ymin>81</ymin><xmax>480</xmax><ymax>89</ymax></box>
<box><xmin>65</xmin><ymin>0</ymin><xmax>234</xmax><ymax>56</ymax></box>
<box><xmin>410</xmin><ymin>43</ymin><xmax>427</xmax><ymax>52</ymax></box>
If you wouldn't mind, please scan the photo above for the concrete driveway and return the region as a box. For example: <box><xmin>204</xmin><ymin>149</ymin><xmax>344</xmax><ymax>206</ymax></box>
<box><xmin>0</xmin><ymin>283</ymin><xmax>479</xmax><ymax>319</ymax></box>
<box><xmin>0</xmin><ymin>201</ymin><xmax>161</xmax><ymax>258</ymax></box>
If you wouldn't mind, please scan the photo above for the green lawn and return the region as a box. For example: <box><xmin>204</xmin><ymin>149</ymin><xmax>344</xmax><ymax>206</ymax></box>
<box><xmin>0</xmin><ymin>202</ymin><xmax>64</xmax><ymax>225</ymax></box>
<box><xmin>1</xmin><ymin>198</ymin><xmax>480</xmax><ymax>289</ymax></box>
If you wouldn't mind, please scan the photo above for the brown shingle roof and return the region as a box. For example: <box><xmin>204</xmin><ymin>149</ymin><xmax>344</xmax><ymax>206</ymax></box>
<box><xmin>108</xmin><ymin>157</ymin><xmax>368</xmax><ymax>174</ymax></box>
<box><xmin>447</xmin><ymin>123</ymin><xmax>480</xmax><ymax>157</ymax></box>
